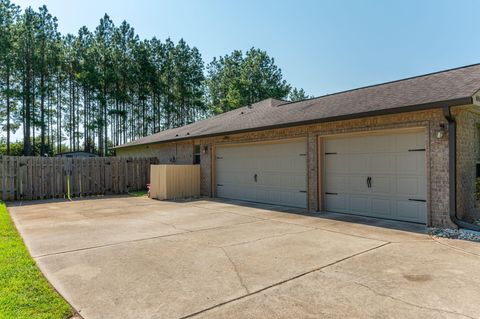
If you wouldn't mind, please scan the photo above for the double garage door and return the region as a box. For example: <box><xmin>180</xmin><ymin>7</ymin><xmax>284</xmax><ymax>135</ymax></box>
<box><xmin>214</xmin><ymin>130</ymin><xmax>427</xmax><ymax>224</ymax></box>
<box><xmin>216</xmin><ymin>139</ymin><xmax>307</xmax><ymax>208</ymax></box>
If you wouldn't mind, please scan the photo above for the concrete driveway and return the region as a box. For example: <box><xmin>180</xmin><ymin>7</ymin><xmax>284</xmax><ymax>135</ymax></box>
<box><xmin>7</xmin><ymin>196</ymin><xmax>480</xmax><ymax>319</ymax></box>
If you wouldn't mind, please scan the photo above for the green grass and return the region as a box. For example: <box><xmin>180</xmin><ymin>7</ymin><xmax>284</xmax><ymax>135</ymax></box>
<box><xmin>0</xmin><ymin>202</ymin><xmax>73</xmax><ymax>319</ymax></box>
<box><xmin>129</xmin><ymin>190</ymin><xmax>148</xmax><ymax>197</ymax></box>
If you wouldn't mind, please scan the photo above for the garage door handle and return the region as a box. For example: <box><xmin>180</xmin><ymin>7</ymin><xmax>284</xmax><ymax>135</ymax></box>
<box><xmin>254</xmin><ymin>174</ymin><xmax>258</xmax><ymax>182</ymax></box>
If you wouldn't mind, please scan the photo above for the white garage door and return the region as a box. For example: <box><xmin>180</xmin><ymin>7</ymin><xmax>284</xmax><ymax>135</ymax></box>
<box><xmin>324</xmin><ymin>130</ymin><xmax>427</xmax><ymax>223</ymax></box>
<box><xmin>216</xmin><ymin>139</ymin><xmax>307</xmax><ymax>208</ymax></box>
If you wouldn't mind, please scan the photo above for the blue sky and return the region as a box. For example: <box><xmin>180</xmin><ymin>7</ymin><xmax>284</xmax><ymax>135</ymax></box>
<box><xmin>14</xmin><ymin>0</ymin><xmax>480</xmax><ymax>97</ymax></box>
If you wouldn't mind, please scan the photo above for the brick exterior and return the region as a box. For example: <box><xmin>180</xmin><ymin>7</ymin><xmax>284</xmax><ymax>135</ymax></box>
<box><xmin>455</xmin><ymin>108</ymin><xmax>480</xmax><ymax>222</ymax></box>
<box><xmin>116</xmin><ymin>141</ymin><xmax>194</xmax><ymax>164</ymax></box>
<box><xmin>116</xmin><ymin>106</ymin><xmax>480</xmax><ymax>228</ymax></box>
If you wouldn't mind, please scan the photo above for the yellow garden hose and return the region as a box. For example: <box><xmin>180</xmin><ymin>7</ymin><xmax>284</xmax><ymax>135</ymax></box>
<box><xmin>67</xmin><ymin>174</ymin><xmax>72</xmax><ymax>201</ymax></box>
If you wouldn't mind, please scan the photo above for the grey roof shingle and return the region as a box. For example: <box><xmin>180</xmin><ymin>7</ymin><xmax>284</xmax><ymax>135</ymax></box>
<box><xmin>114</xmin><ymin>63</ymin><xmax>480</xmax><ymax>149</ymax></box>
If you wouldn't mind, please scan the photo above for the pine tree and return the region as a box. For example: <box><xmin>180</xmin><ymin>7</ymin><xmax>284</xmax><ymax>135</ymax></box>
<box><xmin>0</xmin><ymin>0</ymin><xmax>20</xmax><ymax>155</ymax></box>
<box><xmin>0</xmin><ymin>2</ymin><xmax>305</xmax><ymax>156</ymax></box>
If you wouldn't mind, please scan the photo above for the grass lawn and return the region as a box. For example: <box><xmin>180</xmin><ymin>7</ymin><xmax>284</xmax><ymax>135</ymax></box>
<box><xmin>0</xmin><ymin>202</ymin><xmax>73</xmax><ymax>319</ymax></box>
<box><xmin>129</xmin><ymin>189</ymin><xmax>148</xmax><ymax>197</ymax></box>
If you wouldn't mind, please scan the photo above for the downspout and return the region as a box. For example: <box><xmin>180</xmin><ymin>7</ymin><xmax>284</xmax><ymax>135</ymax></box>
<box><xmin>443</xmin><ymin>106</ymin><xmax>480</xmax><ymax>231</ymax></box>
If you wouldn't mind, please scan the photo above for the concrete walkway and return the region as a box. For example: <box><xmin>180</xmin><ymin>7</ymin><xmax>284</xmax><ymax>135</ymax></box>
<box><xmin>7</xmin><ymin>196</ymin><xmax>480</xmax><ymax>319</ymax></box>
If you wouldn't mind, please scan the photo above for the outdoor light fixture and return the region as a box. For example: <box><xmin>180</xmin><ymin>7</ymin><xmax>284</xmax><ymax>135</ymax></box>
<box><xmin>203</xmin><ymin>146</ymin><xmax>208</xmax><ymax>154</ymax></box>
<box><xmin>436</xmin><ymin>123</ymin><xmax>446</xmax><ymax>139</ymax></box>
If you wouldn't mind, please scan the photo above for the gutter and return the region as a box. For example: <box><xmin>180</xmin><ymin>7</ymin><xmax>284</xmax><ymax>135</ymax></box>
<box><xmin>443</xmin><ymin>105</ymin><xmax>480</xmax><ymax>231</ymax></box>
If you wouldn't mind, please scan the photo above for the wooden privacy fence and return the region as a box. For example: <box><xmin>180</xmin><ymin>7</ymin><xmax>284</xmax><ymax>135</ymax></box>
<box><xmin>0</xmin><ymin>156</ymin><xmax>158</xmax><ymax>201</ymax></box>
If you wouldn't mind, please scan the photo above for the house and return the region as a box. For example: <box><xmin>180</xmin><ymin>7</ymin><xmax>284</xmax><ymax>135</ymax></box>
<box><xmin>55</xmin><ymin>151</ymin><xmax>99</xmax><ymax>158</ymax></box>
<box><xmin>113</xmin><ymin>64</ymin><xmax>480</xmax><ymax>229</ymax></box>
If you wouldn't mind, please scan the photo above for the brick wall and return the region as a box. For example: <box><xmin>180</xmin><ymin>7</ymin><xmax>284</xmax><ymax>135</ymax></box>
<box><xmin>116</xmin><ymin>141</ymin><xmax>194</xmax><ymax>164</ymax></box>
<box><xmin>455</xmin><ymin>108</ymin><xmax>480</xmax><ymax>222</ymax></box>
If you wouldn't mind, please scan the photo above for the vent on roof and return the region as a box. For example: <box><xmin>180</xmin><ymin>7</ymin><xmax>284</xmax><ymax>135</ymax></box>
<box><xmin>186</xmin><ymin>132</ymin><xmax>190</xmax><ymax>135</ymax></box>
<box><xmin>175</xmin><ymin>134</ymin><xmax>179</xmax><ymax>137</ymax></box>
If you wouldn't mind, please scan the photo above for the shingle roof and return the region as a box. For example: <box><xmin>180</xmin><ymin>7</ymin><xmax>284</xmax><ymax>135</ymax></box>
<box><xmin>114</xmin><ymin>63</ymin><xmax>480</xmax><ymax>149</ymax></box>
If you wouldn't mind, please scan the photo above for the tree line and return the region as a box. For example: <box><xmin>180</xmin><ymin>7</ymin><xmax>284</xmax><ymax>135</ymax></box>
<box><xmin>0</xmin><ymin>0</ymin><xmax>310</xmax><ymax>156</ymax></box>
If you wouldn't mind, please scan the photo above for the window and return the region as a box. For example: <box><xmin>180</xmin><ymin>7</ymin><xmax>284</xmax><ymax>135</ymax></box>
<box><xmin>194</xmin><ymin>144</ymin><xmax>201</xmax><ymax>164</ymax></box>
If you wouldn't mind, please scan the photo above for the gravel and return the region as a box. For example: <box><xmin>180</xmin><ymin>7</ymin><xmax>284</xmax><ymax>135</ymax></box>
<box><xmin>428</xmin><ymin>227</ymin><xmax>480</xmax><ymax>242</ymax></box>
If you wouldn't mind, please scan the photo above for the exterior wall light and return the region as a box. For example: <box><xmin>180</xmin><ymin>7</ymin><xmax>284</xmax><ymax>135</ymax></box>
<box><xmin>203</xmin><ymin>145</ymin><xmax>208</xmax><ymax>154</ymax></box>
<box><xmin>436</xmin><ymin>124</ymin><xmax>446</xmax><ymax>139</ymax></box>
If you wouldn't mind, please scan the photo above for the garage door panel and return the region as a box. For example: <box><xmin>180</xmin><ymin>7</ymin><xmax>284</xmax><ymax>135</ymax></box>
<box><xmin>325</xmin><ymin>174</ymin><xmax>347</xmax><ymax>193</ymax></box>
<box><xmin>350</xmin><ymin>196</ymin><xmax>370</xmax><ymax>214</ymax></box>
<box><xmin>371</xmin><ymin>198</ymin><xmax>392</xmax><ymax>217</ymax></box>
<box><xmin>395</xmin><ymin>134</ymin><xmax>416</xmax><ymax>151</ymax></box>
<box><xmin>370</xmin><ymin>155</ymin><xmax>395</xmax><ymax>173</ymax></box>
<box><xmin>368</xmin><ymin>135</ymin><xmax>395</xmax><ymax>153</ymax></box>
<box><xmin>217</xmin><ymin>185</ymin><xmax>256</xmax><ymax>202</ymax></box>
<box><xmin>325</xmin><ymin>130</ymin><xmax>427</xmax><ymax>224</ymax></box>
<box><xmin>396</xmin><ymin>176</ymin><xmax>422</xmax><ymax>196</ymax></box>
<box><xmin>370</xmin><ymin>175</ymin><xmax>392</xmax><ymax>195</ymax></box>
<box><xmin>415</xmin><ymin>152</ymin><xmax>426</xmax><ymax>174</ymax></box>
<box><xmin>325</xmin><ymin>155</ymin><xmax>347</xmax><ymax>173</ymax></box>
<box><xmin>325</xmin><ymin>194</ymin><xmax>348</xmax><ymax>212</ymax></box>
<box><xmin>396</xmin><ymin>200</ymin><xmax>426</xmax><ymax>223</ymax></box>
<box><xmin>325</xmin><ymin>138</ymin><xmax>349</xmax><ymax>153</ymax></box>
<box><xmin>348</xmin><ymin>155</ymin><xmax>369</xmax><ymax>173</ymax></box>
<box><xmin>216</xmin><ymin>172</ymin><xmax>248</xmax><ymax>185</ymax></box>
<box><xmin>259</xmin><ymin>172</ymin><xmax>306</xmax><ymax>188</ymax></box>
<box><xmin>256</xmin><ymin>188</ymin><xmax>306</xmax><ymax>207</ymax></box>
<box><xmin>349</xmin><ymin>176</ymin><xmax>369</xmax><ymax>193</ymax></box>
<box><xmin>216</xmin><ymin>140</ymin><xmax>307</xmax><ymax>208</ymax></box>
<box><xmin>417</xmin><ymin>177</ymin><xmax>426</xmax><ymax>197</ymax></box>
<box><xmin>396</xmin><ymin>153</ymin><xmax>422</xmax><ymax>174</ymax></box>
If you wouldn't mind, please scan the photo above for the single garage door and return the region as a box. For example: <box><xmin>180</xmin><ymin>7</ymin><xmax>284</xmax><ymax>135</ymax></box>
<box><xmin>216</xmin><ymin>139</ymin><xmax>307</xmax><ymax>208</ymax></box>
<box><xmin>324</xmin><ymin>130</ymin><xmax>427</xmax><ymax>223</ymax></box>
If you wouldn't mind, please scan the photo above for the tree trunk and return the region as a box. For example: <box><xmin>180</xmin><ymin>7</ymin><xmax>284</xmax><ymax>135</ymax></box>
<box><xmin>6</xmin><ymin>65</ymin><xmax>11</xmax><ymax>155</ymax></box>
<box><xmin>40</xmin><ymin>72</ymin><xmax>46</xmax><ymax>156</ymax></box>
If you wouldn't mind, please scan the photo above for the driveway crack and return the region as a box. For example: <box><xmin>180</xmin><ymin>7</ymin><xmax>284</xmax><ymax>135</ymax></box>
<box><xmin>178</xmin><ymin>242</ymin><xmax>390</xmax><ymax>319</ymax></box>
<box><xmin>354</xmin><ymin>281</ymin><xmax>475</xmax><ymax>319</ymax></box>
<box><xmin>219</xmin><ymin>247</ymin><xmax>249</xmax><ymax>294</ymax></box>
<box><xmin>429</xmin><ymin>235</ymin><xmax>480</xmax><ymax>257</ymax></box>
<box><xmin>220</xmin><ymin>228</ymin><xmax>316</xmax><ymax>248</ymax></box>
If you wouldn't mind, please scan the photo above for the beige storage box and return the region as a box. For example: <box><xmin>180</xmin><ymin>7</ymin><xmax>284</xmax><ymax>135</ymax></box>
<box><xmin>149</xmin><ymin>164</ymin><xmax>200</xmax><ymax>200</ymax></box>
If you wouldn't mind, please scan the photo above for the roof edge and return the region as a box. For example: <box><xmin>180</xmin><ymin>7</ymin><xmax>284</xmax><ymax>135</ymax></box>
<box><xmin>278</xmin><ymin>63</ymin><xmax>480</xmax><ymax>106</ymax></box>
<box><xmin>112</xmin><ymin>96</ymin><xmax>473</xmax><ymax>149</ymax></box>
